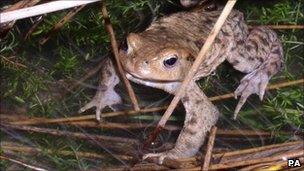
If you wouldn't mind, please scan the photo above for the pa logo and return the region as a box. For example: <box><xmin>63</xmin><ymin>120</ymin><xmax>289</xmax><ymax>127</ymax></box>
<box><xmin>288</xmin><ymin>158</ymin><xmax>302</xmax><ymax>168</ymax></box>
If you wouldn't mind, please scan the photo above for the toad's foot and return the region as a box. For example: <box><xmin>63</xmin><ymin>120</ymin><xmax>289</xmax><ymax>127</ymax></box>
<box><xmin>142</xmin><ymin>152</ymin><xmax>167</xmax><ymax>165</ymax></box>
<box><xmin>79</xmin><ymin>58</ymin><xmax>122</xmax><ymax>121</ymax></box>
<box><xmin>142</xmin><ymin>146</ymin><xmax>196</xmax><ymax>165</ymax></box>
<box><xmin>234</xmin><ymin>68</ymin><xmax>269</xmax><ymax>119</ymax></box>
<box><xmin>143</xmin><ymin>150</ymin><xmax>181</xmax><ymax>165</ymax></box>
<box><xmin>79</xmin><ymin>84</ymin><xmax>121</xmax><ymax>121</ymax></box>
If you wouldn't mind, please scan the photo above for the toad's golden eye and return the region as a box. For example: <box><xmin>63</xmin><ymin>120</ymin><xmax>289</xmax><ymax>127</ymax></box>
<box><xmin>163</xmin><ymin>55</ymin><xmax>178</xmax><ymax>68</ymax></box>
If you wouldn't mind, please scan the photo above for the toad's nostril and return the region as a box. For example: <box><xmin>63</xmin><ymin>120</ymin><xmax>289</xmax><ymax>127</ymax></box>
<box><xmin>144</xmin><ymin>61</ymin><xmax>149</xmax><ymax>65</ymax></box>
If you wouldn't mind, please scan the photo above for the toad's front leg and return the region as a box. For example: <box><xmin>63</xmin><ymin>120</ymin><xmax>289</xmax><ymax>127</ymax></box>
<box><xmin>79</xmin><ymin>58</ymin><xmax>122</xmax><ymax>121</ymax></box>
<box><xmin>143</xmin><ymin>81</ymin><xmax>219</xmax><ymax>164</ymax></box>
<box><xmin>227</xmin><ymin>27</ymin><xmax>283</xmax><ymax>119</ymax></box>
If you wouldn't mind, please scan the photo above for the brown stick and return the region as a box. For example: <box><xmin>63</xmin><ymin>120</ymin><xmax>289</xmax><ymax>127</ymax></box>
<box><xmin>212</xmin><ymin>140</ymin><xmax>303</xmax><ymax>159</ymax></box>
<box><xmin>103</xmin><ymin>141</ymin><xmax>303</xmax><ymax>170</ymax></box>
<box><xmin>2</xmin><ymin>0</ymin><xmax>42</xmax><ymax>13</ymax></box>
<box><xmin>23</xmin><ymin>15</ymin><xmax>45</xmax><ymax>40</ymax></box>
<box><xmin>0</xmin><ymin>123</ymin><xmax>139</xmax><ymax>145</ymax></box>
<box><xmin>100</xmin><ymin>1</ymin><xmax>140</xmax><ymax>111</ymax></box>
<box><xmin>239</xmin><ymin>161</ymin><xmax>283</xmax><ymax>171</ymax></box>
<box><xmin>156</xmin><ymin>0</ymin><xmax>237</xmax><ymax>127</ymax></box>
<box><xmin>239</xmin><ymin>157</ymin><xmax>304</xmax><ymax>171</ymax></box>
<box><xmin>202</xmin><ymin>126</ymin><xmax>217</xmax><ymax>170</ymax></box>
<box><xmin>248</xmin><ymin>25</ymin><xmax>304</xmax><ymax>30</ymax></box>
<box><xmin>69</xmin><ymin>61</ymin><xmax>105</xmax><ymax>90</ymax></box>
<box><xmin>183</xmin><ymin>141</ymin><xmax>304</xmax><ymax>170</ymax></box>
<box><xmin>39</xmin><ymin>5</ymin><xmax>86</xmax><ymax>45</ymax></box>
<box><xmin>0</xmin><ymin>55</ymin><xmax>27</xmax><ymax>69</ymax></box>
<box><xmin>65</xmin><ymin>121</ymin><xmax>181</xmax><ymax>131</ymax></box>
<box><xmin>209</xmin><ymin>150</ymin><xmax>303</xmax><ymax>170</ymax></box>
<box><xmin>10</xmin><ymin>78</ymin><xmax>304</xmax><ymax>125</ymax></box>
<box><xmin>60</xmin><ymin>58</ymin><xmax>107</xmax><ymax>97</ymax></box>
<box><xmin>3</xmin><ymin>114</ymin><xmax>296</xmax><ymax>137</ymax></box>
<box><xmin>1</xmin><ymin>0</ymin><xmax>42</xmax><ymax>38</ymax></box>
<box><xmin>185</xmin><ymin>149</ymin><xmax>303</xmax><ymax>170</ymax></box>
<box><xmin>143</xmin><ymin>0</ymin><xmax>238</xmax><ymax>149</ymax></box>
<box><xmin>104</xmin><ymin>163</ymin><xmax>170</xmax><ymax>171</ymax></box>
<box><xmin>209</xmin><ymin>78</ymin><xmax>304</xmax><ymax>101</ymax></box>
<box><xmin>217</xmin><ymin>143</ymin><xmax>303</xmax><ymax>165</ymax></box>
<box><xmin>3</xmin><ymin>113</ymin><xmax>295</xmax><ymax>138</ymax></box>
<box><xmin>8</xmin><ymin>0</ymin><xmax>41</xmax><ymax>13</ymax></box>
<box><xmin>31</xmin><ymin>122</ymin><xmax>300</xmax><ymax>137</ymax></box>
<box><xmin>216</xmin><ymin>129</ymin><xmax>274</xmax><ymax>137</ymax></box>
<box><xmin>178</xmin><ymin>140</ymin><xmax>303</xmax><ymax>168</ymax></box>
<box><xmin>3</xmin><ymin>0</ymin><xmax>31</xmax><ymax>12</ymax></box>
<box><xmin>0</xmin><ymin>116</ymin><xmax>270</xmax><ymax>135</ymax></box>
<box><xmin>0</xmin><ymin>155</ymin><xmax>47</xmax><ymax>171</ymax></box>
<box><xmin>10</xmin><ymin>106</ymin><xmax>167</xmax><ymax>125</ymax></box>
<box><xmin>1</xmin><ymin>143</ymin><xmax>132</xmax><ymax>160</ymax></box>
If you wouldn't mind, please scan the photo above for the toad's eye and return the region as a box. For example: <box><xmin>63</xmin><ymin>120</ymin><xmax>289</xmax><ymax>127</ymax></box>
<box><xmin>205</xmin><ymin>3</ymin><xmax>217</xmax><ymax>11</ymax></box>
<box><xmin>119</xmin><ymin>38</ymin><xmax>128</xmax><ymax>52</ymax></box>
<box><xmin>163</xmin><ymin>55</ymin><xmax>178</xmax><ymax>68</ymax></box>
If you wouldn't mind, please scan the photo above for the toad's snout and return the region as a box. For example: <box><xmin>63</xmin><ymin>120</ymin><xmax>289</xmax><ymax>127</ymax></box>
<box><xmin>119</xmin><ymin>51</ymin><xmax>151</xmax><ymax>79</ymax></box>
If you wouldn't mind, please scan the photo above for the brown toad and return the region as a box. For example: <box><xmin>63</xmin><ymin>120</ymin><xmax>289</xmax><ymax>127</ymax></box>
<box><xmin>80</xmin><ymin>8</ymin><xmax>283</xmax><ymax>163</ymax></box>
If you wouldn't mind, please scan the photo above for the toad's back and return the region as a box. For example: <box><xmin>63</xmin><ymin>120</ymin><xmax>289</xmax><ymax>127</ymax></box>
<box><xmin>141</xmin><ymin>9</ymin><xmax>248</xmax><ymax>54</ymax></box>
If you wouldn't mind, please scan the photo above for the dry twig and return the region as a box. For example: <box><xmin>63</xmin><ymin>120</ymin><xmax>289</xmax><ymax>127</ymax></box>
<box><xmin>9</xmin><ymin>79</ymin><xmax>304</xmax><ymax>125</ymax></box>
<box><xmin>216</xmin><ymin>143</ymin><xmax>303</xmax><ymax>165</ymax></box>
<box><xmin>102</xmin><ymin>141</ymin><xmax>303</xmax><ymax>170</ymax></box>
<box><xmin>182</xmin><ymin>141</ymin><xmax>303</xmax><ymax>168</ymax></box>
<box><xmin>164</xmin><ymin>141</ymin><xmax>303</xmax><ymax>170</ymax></box>
<box><xmin>0</xmin><ymin>55</ymin><xmax>27</xmax><ymax>69</ymax></box>
<box><xmin>23</xmin><ymin>15</ymin><xmax>45</xmax><ymax>40</ymax></box>
<box><xmin>207</xmin><ymin>150</ymin><xmax>304</xmax><ymax>170</ymax></box>
<box><xmin>181</xmin><ymin>141</ymin><xmax>303</xmax><ymax>170</ymax></box>
<box><xmin>0</xmin><ymin>123</ymin><xmax>139</xmax><ymax>145</ymax></box>
<box><xmin>0</xmin><ymin>155</ymin><xmax>47</xmax><ymax>171</ymax></box>
<box><xmin>143</xmin><ymin>0</ymin><xmax>234</xmax><ymax>147</ymax></box>
<box><xmin>0</xmin><ymin>0</ymin><xmax>42</xmax><ymax>38</ymax></box>
<box><xmin>56</xmin><ymin>58</ymin><xmax>107</xmax><ymax>99</ymax></box>
<box><xmin>0</xmin><ymin>0</ymin><xmax>100</xmax><ymax>23</ymax></box>
<box><xmin>101</xmin><ymin>1</ymin><xmax>140</xmax><ymax>111</ymax></box>
<box><xmin>2</xmin><ymin>118</ymin><xmax>278</xmax><ymax>136</ymax></box>
<box><xmin>103</xmin><ymin>163</ymin><xmax>170</xmax><ymax>171</ymax></box>
<box><xmin>239</xmin><ymin>157</ymin><xmax>304</xmax><ymax>171</ymax></box>
<box><xmin>249</xmin><ymin>24</ymin><xmax>304</xmax><ymax>30</ymax></box>
<box><xmin>156</xmin><ymin>0</ymin><xmax>237</xmax><ymax>129</ymax></box>
<box><xmin>202</xmin><ymin>126</ymin><xmax>217</xmax><ymax>170</ymax></box>
<box><xmin>2</xmin><ymin>0</ymin><xmax>35</xmax><ymax>12</ymax></box>
<box><xmin>212</xmin><ymin>141</ymin><xmax>303</xmax><ymax>159</ymax></box>
<box><xmin>39</xmin><ymin>5</ymin><xmax>86</xmax><ymax>45</ymax></box>
<box><xmin>1</xmin><ymin>143</ymin><xmax>132</xmax><ymax>161</ymax></box>
<box><xmin>209</xmin><ymin>78</ymin><xmax>304</xmax><ymax>101</ymax></box>
<box><xmin>3</xmin><ymin>114</ymin><xmax>296</xmax><ymax>138</ymax></box>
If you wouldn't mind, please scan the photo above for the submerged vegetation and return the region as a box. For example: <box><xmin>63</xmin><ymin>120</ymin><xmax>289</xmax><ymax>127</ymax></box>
<box><xmin>0</xmin><ymin>0</ymin><xmax>303</xmax><ymax>169</ymax></box>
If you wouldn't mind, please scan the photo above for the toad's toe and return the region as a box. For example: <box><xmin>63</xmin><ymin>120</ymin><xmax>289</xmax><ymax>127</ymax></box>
<box><xmin>234</xmin><ymin>69</ymin><xmax>270</xmax><ymax>119</ymax></box>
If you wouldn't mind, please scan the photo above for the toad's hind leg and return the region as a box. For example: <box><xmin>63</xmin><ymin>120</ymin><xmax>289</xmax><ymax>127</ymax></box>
<box><xmin>227</xmin><ymin>27</ymin><xmax>283</xmax><ymax>119</ymax></box>
<box><xmin>143</xmin><ymin>81</ymin><xmax>219</xmax><ymax>164</ymax></box>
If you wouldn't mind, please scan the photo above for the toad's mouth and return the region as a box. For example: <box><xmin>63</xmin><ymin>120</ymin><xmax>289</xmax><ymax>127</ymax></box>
<box><xmin>125</xmin><ymin>70</ymin><xmax>181</xmax><ymax>83</ymax></box>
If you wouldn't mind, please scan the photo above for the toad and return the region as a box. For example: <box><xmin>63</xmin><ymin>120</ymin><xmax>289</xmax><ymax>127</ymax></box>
<box><xmin>79</xmin><ymin>8</ymin><xmax>283</xmax><ymax>164</ymax></box>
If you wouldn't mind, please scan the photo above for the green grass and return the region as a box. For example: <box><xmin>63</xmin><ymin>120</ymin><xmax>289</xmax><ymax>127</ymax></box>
<box><xmin>1</xmin><ymin>0</ymin><xmax>303</xmax><ymax>169</ymax></box>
